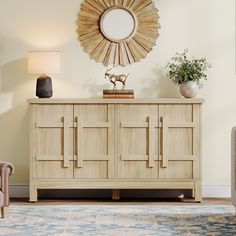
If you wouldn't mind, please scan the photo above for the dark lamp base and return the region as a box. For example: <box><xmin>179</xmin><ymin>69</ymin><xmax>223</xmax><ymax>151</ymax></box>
<box><xmin>36</xmin><ymin>76</ymin><xmax>53</xmax><ymax>98</ymax></box>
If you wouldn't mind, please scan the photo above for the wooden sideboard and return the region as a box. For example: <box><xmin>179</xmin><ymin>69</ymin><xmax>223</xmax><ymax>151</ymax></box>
<box><xmin>28</xmin><ymin>98</ymin><xmax>204</xmax><ymax>202</ymax></box>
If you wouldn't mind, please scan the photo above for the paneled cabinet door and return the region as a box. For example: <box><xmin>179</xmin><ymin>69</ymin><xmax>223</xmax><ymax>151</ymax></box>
<box><xmin>159</xmin><ymin>104</ymin><xmax>200</xmax><ymax>179</ymax></box>
<box><xmin>116</xmin><ymin>105</ymin><xmax>159</xmax><ymax>179</ymax></box>
<box><xmin>73</xmin><ymin>104</ymin><xmax>115</xmax><ymax>179</ymax></box>
<box><xmin>31</xmin><ymin>105</ymin><xmax>74</xmax><ymax>179</ymax></box>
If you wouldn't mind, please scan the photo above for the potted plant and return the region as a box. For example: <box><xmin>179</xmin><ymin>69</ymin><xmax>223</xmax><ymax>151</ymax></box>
<box><xmin>166</xmin><ymin>49</ymin><xmax>210</xmax><ymax>98</ymax></box>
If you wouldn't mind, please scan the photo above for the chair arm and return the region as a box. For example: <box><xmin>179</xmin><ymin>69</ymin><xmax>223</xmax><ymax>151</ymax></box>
<box><xmin>0</xmin><ymin>162</ymin><xmax>14</xmax><ymax>207</ymax></box>
<box><xmin>0</xmin><ymin>162</ymin><xmax>14</xmax><ymax>176</ymax></box>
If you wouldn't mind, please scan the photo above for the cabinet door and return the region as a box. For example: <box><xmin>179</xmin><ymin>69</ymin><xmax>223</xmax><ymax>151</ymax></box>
<box><xmin>159</xmin><ymin>104</ymin><xmax>200</xmax><ymax>179</ymax></box>
<box><xmin>74</xmin><ymin>104</ymin><xmax>114</xmax><ymax>179</ymax></box>
<box><xmin>31</xmin><ymin>104</ymin><xmax>74</xmax><ymax>179</ymax></box>
<box><xmin>116</xmin><ymin>105</ymin><xmax>159</xmax><ymax>179</ymax></box>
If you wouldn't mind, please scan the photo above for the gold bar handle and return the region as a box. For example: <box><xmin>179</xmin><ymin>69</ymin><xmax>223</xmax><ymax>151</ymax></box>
<box><xmin>162</xmin><ymin>115</ymin><xmax>169</xmax><ymax>168</ymax></box>
<box><xmin>148</xmin><ymin>116</ymin><xmax>154</xmax><ymax>168</ymax></box>
<box><xmin>76</xmin><ymin>116</ymin><xmax>84</xmax><ymax>168</ymax></box>
<box><xmin>63</xmin><ymin>117</ymin><xmax>70</xmax><ymax>168</ymax></box>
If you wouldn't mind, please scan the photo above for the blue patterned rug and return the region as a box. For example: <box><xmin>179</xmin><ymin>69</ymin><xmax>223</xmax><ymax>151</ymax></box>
<box><xmin>0</xmin><ymin>204</ymin><xmax>236</xmax><ymax>235</ymax></box>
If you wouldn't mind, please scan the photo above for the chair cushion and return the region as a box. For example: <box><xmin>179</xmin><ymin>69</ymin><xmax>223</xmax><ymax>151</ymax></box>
<box><xmin>0</xmin><ymin>191</ymin><xmax>3</xmax><ymax>207</ymax></box>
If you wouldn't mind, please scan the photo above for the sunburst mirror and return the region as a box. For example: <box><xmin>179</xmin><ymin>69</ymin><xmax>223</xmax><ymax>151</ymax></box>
<box><xmin>77</xmin><ymin>0</ymin><xmax>160</xmax><ymax>67</ymax></box>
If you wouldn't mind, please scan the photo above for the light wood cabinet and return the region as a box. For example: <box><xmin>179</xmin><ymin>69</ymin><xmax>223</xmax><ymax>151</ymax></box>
<box><xmin>28</xmin><ymin>98</ymin><xmax>203</xmax><ymax>202</ymax></box>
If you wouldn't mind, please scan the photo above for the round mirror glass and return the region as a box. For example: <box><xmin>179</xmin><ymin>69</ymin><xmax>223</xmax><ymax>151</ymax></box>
<box><xmin>100</xmin><ymin>8</ymin><xmax>135</xmax><ymax>41</ymax></box>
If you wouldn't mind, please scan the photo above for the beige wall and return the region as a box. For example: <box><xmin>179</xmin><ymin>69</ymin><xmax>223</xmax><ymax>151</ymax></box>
<box><xmin>0</xmin><ymin>0</ymin><xmax>235</xmax><ymax>186</ymax></box>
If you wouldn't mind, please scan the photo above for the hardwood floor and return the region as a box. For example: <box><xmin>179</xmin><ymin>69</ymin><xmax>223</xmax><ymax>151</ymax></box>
<box><xmin>11</xmin><ymin>198</ymin><xmax>232</xmax><ymax>206</ymax></box>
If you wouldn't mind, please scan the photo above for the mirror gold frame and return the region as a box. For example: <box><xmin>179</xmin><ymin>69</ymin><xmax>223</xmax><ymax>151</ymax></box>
<box><xmin>77</xmin><ymin>0</ymin><xmax>160</xmax><ymax>67</ymax></box>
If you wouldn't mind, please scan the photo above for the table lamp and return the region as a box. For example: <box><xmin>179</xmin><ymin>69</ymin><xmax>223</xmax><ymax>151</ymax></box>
<box><xmin>28</xmin><ymin>51</ymin><xmax>61</xmax><ymax>98</ymax></box>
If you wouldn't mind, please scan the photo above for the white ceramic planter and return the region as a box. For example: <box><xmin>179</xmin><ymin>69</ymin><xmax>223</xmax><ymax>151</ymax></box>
<box><xmin>179</xmin><ymin>81</ymin><xmax>198</xmax><ymax>98</ymax></box>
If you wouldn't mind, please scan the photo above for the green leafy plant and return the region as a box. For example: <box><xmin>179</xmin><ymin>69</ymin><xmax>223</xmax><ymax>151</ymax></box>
<box><xmin>167</xmin><ymin>49</ymin><xmax>211</xmax><ymax>87</ymax></box>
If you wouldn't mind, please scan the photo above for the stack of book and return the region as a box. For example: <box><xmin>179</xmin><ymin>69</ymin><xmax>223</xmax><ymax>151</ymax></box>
<box><xmin>103</xmin><ymin>89</ymin><xmax>134</xmax><ymax>99</ymax></box>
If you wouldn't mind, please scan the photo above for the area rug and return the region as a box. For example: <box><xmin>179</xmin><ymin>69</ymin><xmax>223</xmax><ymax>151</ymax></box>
<box><xmin>0</xmin><ymin>205</ymin><xmax>236</xmax><ymax>235</ymax></box>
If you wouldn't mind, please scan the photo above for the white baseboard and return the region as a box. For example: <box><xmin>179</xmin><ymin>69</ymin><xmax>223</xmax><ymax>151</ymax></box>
<box><xmin>10</xmin><ymin>185</ymin><xmax>231</xmax><ymax>199</ymax></box>
<box><xmin>203</xmin><ymin>185</ymin><xmax>231</xmax><ymax>198</ymax></box>
<box><xmin>10</xmin><ymin>185</ymin><xmax>29</xmax><ymax>198</ymax></box>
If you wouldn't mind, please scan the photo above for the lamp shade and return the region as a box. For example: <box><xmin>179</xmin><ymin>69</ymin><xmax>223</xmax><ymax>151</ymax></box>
<box><xmin>28</xmin><ymin>51</ymin><xmax>61</xmax><ymax>74</ymax></box>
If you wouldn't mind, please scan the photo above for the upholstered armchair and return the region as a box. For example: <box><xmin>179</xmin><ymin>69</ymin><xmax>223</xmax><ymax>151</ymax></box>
<box><xmin>232</xmin><ymin>128</ymin><xmax>236</xmax><ymax>209</ymax></box>
<box><xmin>0</xmin><ymin>162</ymin><xmax>14</xmax><ymax>218</ymax></box>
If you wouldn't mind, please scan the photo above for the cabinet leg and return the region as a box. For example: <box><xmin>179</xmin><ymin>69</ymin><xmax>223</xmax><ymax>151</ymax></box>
<box><xmin>112</xmin><ymin>189</ymin><xmax>120</xmax><ymax>200</ymax></box>
<box><xmin>194</xmin><ymin>181</ymin><xmax>202</xmax><ymax>203</ymax></box>
<box><xmin>30</xmin><ymin>185</ymin><xmax>38</xmax><ymax>203</ymax></box>
<box><xmin>192</xmin><ymin>188</ymin><xmax>195</xmax><ymax>198</ymax></box>
<box><xmin>1</xmin><ymin>207</ymin><xmax>8</xmax><ymax>218</ymax></box>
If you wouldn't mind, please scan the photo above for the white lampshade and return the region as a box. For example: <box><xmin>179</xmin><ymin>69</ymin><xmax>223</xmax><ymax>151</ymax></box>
<box><xmin>28</xmin><ymin>51</ymin><xmax>61</xmax><ymax>74</ymax></box>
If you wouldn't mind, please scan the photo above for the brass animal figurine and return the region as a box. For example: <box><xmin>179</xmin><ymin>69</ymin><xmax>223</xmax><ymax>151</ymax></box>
<box><xmin>105</xmin><ymin>68</ymin><xmax>129</xmax><ymax>90</ymax></box>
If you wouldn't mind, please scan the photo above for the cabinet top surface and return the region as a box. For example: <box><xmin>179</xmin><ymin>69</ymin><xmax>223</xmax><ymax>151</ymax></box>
<box><xmin>27</xmin><ymin>97</ymin><xmax>204</xmax><ymax>104</ymax></box>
